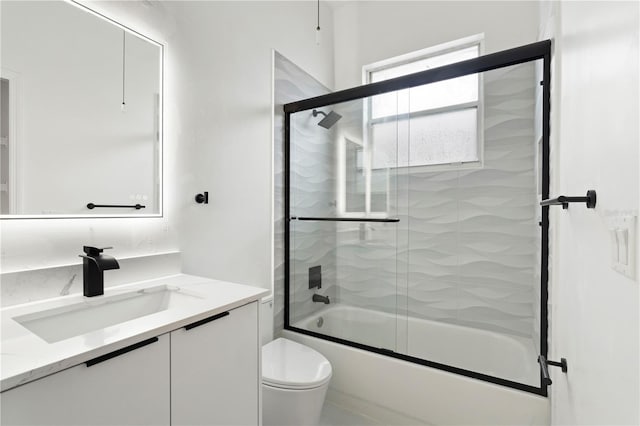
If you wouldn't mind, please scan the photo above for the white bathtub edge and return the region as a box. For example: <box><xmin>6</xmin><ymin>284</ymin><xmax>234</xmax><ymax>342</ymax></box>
<box><xmin>282</xmin><ymin>330</ymin><xmax>550</xmax><ymax>426</ymax></box>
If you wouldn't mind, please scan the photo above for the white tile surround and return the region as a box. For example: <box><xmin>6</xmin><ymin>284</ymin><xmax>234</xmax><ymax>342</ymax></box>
<box><xmin>1</xmin><ymin>252</ymin><xmax>181</xmax><ymax>307</ymax></box>
<box><xmin>280</xmin><ymin>60</ymin><xmax>539</xmax><ymax>338</ymax></box>
<box><xmin>273</xmin><ymin>52</ymin><xmax>332</xmax><ymax>334</ymax></box>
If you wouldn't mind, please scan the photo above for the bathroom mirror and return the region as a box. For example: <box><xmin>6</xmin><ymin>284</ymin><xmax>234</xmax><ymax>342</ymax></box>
<box><xmin>0</xmin><ymin>1</ymin><xmax>163</xmax><ymax>217</ymax></box>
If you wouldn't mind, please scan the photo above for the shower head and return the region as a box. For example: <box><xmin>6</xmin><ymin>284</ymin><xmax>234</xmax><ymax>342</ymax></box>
<box><xmin>312</xmin><ymin>109</ymin><xmax>342</xmax><ymax>129</ymax></box>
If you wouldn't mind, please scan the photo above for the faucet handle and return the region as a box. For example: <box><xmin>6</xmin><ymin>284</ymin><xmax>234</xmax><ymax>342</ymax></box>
<box><xmin>83</xmin><ymin>246</ymin><xmax>113</xmax><ymax>256</ymax></box>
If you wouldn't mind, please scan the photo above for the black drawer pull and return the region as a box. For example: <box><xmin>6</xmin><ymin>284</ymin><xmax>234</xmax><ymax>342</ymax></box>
<box><xmin>86</xmin><ymin>337</ymin><xmax>159</xmax><ymax>367</ymax></box>
<box><xmin>184</xmin><ymin>311</ymin><xmax>230</xmax><ymax>330</ymax></box>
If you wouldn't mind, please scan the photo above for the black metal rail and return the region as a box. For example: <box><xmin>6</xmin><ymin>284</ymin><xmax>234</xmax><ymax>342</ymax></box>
<box><xmin>540</xmin><ymin>190</ymin><xmax>596</xmax><ymax>209</ymax></box>
<box><xmin>87</xmin><ymin>203</ymin><xmax>146</xmax><ymax>210</ymax></box>
<box><xmin>284</xmin><ymin>40</ymin><xmax>551</xmax><ymax>113</ymax></box>
<box><xmin>291</xmin><ymin>216</ymin><xmax>400</xmax><ymax>223</ymax></box>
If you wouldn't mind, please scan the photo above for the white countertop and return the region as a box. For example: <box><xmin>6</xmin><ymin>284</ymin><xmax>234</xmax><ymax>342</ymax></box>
<box><xmin>0</xmin><ymin>274</ymin><xmax>269</xmax><ymax>392</ymax></box>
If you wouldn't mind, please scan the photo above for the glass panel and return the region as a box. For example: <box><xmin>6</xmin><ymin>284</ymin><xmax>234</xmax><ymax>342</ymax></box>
<box><xmin>372</xmin><ymin>108</ymin><xmax>478</xmax><ymax>169</ymax></box>
<box><xmin>289</xmin><ymin>91</ymin><xmax>407</xmax><ymax>352</ymax></box>
<box><xmin>370</xmin><ymin>168</ymin><xmax>388</xmax><ymax>212</ymax></box>
<box><xmin>370</xmin><ymin>46</ymin><xmax>479</xmax><ymax>83</ymax></box>
<box><xmin>408</xmin><ymin>108</ymin><xmax>478</xmax><ymax>166</ymax></box>
<box><xmin>0</xmin><ymin>78</ymin><xmax>9</xmax><ymax>214</ymax></box>
<box><xmin>287</xmin><ymin>55</ymin><xmax>543</xmax><ymax>391</ymax></box>
<box><xmin>344</xmin><ymin>139</ymin><xmax>365</xmax><ymax>212</ymax></box>
<box><xmin>371</xmin><ymin>119</ymin><xmax>402</xmax><ymax>169</ymax></box>
<box><xmin>290</xmin><ymin>93</ymin><xmax>404</xmax><ymax>219</ymax></box>
<box><xmin>405</xmin><ymin>60</ymin><xmax>541</xmax><ymax>387</ymax></box>
<box><xmin>371</xmin><ymin>74</ymin><xmax>479</xmax><ymax>119</ymax></box>
<box><xmin>370</xmin><ymin>45</ymin><xmax>479</xmax><ymax>119</ymax></box>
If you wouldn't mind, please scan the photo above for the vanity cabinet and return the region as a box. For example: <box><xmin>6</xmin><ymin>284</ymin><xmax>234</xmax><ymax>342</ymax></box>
<box><xmin>171</xmin><ymin>301</ymin><xmax>259</xmax><ymax>426</ymax></box>
<box><xmin>0</xmin><ymin>301</ymin><xmax>260</xmax><ymax>426</ymax></box>
<box><xmin>0</xmin><ymin>334</ymin><xmax>170</xmax><ymax>426</ymax></box>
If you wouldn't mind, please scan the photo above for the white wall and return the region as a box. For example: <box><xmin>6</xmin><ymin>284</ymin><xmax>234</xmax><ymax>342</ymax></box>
<box><xmin>168</xmin><ymin>1</ymin><xmax>335</xmax><ymax>290</ymax></box>
<box><xmin>333</xmin><ymin>1</ymin><xmax>540</xmax><ymax>90</ymax></box>
<box><xmin>0</xmin><ymin>1</ymin><xmax>179</xmax><ymax>278</ymax></box>
<box><xmin>540</xmin><ymin>1</ymin><xmax>640</xmax><ymax>424</ymax></box>
<box><xmin>0</xmin><ymin>0</ymin><xmax>334</xmax><ymax>303</ymax></box>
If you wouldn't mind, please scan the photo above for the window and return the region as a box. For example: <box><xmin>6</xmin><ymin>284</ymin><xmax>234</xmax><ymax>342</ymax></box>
<box><xmin>339</xmin><ymin>35</ymin><xmax>484</xmax><ymax>216</ymax></box>
<box><xmin>364</xmin><ymin>34</ymin><xmax>483</xmax><ymax>170</ymax></box>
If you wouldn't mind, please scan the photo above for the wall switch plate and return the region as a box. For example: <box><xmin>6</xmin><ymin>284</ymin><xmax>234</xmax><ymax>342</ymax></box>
<box><xmin>607</xmin><ymin>213</ymin><xmax>636</xmax><ymax>280</ymax></box>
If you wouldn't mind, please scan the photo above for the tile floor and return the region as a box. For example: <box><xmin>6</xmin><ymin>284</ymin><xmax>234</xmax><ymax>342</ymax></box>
<box><xmin>319</xmin><ymin>401</ymin><xmax>383</xmax><ymax>426</ymax></box>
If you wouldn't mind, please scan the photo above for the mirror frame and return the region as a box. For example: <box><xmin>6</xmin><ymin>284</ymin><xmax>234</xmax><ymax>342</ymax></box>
<box><xmin>0</xmin><ymin>0</ymin><xmax>164</xmax><ymax>220</ymax></box>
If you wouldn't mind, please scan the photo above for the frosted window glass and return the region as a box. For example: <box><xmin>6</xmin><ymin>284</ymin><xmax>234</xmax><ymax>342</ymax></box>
<box><xmin>408</xmin><ymin>108</ymin><xmax>477</xmax><ymax>166</ymax></box>
<box><xmin>371</xmin><ymin>76</ymin><xmax>477</xmax><ymax>119</ymax></box>
<box><xmin>408</xmin><ymin>74</ymin><xmax>477</xmax><ymax>112</ymax></box>
<box><xmin>371</xmin><ymin>121</ymin><xmax>401</xmax><ymax>169</ymax></box>
<box><xmin>370</xmin><ymin>46</ymin><xmax>479</xmax><ymax>119</ymax></box>
<box><xmin>345</xmin><ymin>141</ymin><xmax>365</xmax><ymax>212</ymax></box>
<box><xmin>372</xmin><ymin>108</ymin><xmax>477</xmax><ymax>169</ymax></box>
<box><xmin>371</xmin><ymin>91</ymin><xmax>404</xmax><ymax>121</ymax></box>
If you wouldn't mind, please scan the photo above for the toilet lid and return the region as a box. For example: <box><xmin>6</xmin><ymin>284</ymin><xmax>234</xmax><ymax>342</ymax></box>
<box><xmin>262</xmin><ymin>338</ymin><xmax>332</xmax><ymax>390</ymax></box>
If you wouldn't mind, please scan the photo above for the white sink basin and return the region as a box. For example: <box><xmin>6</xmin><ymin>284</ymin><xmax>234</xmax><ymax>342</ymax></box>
<box><xmin>13</xmin><ymin>285</ymin><xmax>203</xmax><ymax>343</ymax></box>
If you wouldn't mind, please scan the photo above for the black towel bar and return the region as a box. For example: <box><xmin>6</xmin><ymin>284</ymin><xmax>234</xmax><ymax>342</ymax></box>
<box><xmin>87</xmin><ymin>203</ymin><xmax>146</xmax><ymax>210</ymax></box>
<box><xmin>290</xmin><ymin>216</ymin><xmax>400</xmax><ymax>223</ymax></box>
<box><xmin>540</xmin><ymin>190</ymin><xmax>596</xmax><ymax>209</ymax></box>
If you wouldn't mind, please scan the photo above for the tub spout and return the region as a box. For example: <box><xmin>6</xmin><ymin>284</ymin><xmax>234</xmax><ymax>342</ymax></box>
<box><xmin>312</xmin><ymin>294</ymin><xmax>330</xmax><ymax>304</ymax></box>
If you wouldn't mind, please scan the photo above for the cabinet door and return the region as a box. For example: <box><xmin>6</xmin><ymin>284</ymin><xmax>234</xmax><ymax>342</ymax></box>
<box><xmin>171</xmin><ymin>302</ymin><xmax>259</xmax><ymax>426</ymax></box>
<box><xmin>1</xmin><ymin>334</ymin><xmax>170</xmax><ymax>426</ymax></box>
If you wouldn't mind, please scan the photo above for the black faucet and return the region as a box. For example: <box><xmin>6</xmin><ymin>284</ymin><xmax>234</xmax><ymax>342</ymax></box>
<box><xmin>312</xmin><ymin>294</ymin><xmax>330</xmax><ymax>304</ymax></box>
<box><xmin>79</xmin><ymin>246</ymin><xmax>120</xmax><ymax>297</ymax></box>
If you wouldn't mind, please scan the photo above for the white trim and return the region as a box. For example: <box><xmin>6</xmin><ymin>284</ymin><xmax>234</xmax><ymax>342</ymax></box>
<box><xmin>0</xmin><ymin>69</ymin><xmax>21</xmax><ymax>215</ymax></box>
<box><xmin>0</xmin><ymin>213</ymin><xmax>163</xmax><ymax>220</ymax></box>
<box><xmin>270</xmin><ymin>49</ymin><xmax>276</xmax><ymax>301</ymax></box>
<box><xmin>362</xmin><ymin>33</ymin><xmax>485</xmax><ymax>82</ymax></box>
<box><xmin>336</xmin><ymin>137</ymin><xmax>347</xmax><ymax>215</ymax></box>
<box><xmin>338</xmin><ymin>136</ymin><xmax>394</xmax><ymax>219</ymax></box>
<box><xmin>367</xmin><ymin>101</ymin><xmax>479</xmax><ymax>126</ymax></box>
<box><xmin>66</xmin><ymin>0</ymin><xmax>163</xmax><ymax>49</ymax></box>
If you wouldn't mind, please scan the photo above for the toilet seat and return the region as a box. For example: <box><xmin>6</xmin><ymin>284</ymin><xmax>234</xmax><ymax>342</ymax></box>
<box><xmin>262</xmin><ymin>338</ymin><xmax>332</xmax><ymax>390</ymax></box>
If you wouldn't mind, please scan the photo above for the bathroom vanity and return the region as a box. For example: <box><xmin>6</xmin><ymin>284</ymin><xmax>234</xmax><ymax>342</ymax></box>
<box><xmin>0</xmin><ymin>274</ymin><xmax>268</xmax><ymax>425</ymax></box>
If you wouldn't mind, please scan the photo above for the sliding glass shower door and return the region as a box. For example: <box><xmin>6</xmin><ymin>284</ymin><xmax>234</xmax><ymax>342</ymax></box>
<box><xmin>284</xmin><ymin>41</ymin><xmax>550</xmax><ymax>395</ymax></box>
<box><xmin>288</xmin><ymin>91</ymin><xmax>410</xmax><ymax>353</ymax></box>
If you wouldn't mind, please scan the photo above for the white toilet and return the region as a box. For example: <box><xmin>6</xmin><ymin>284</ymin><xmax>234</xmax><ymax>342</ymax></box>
<box><xmin>262</xmin><ymin>338</ymin><xmax>332</xmax><ymax>426</ymax></box>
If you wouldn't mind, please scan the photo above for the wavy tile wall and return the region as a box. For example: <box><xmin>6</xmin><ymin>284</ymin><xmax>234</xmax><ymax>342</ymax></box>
<box><xmin>334</xmin><ymin>62</ymin><xmax>539</xmax><ymax>338</ymax></box>
<box><xmin>277</xmin><ymin>58</ymin><xmax>541</xmax><ymax>344</ymax></box>
<box><xmin>273</xmin><ymin>52</ymin><xmax>333</xmax><ymax>334</ymax></box>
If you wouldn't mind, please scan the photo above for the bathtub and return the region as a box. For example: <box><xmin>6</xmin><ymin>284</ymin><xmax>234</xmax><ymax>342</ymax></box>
<box><xmin>283</xmin><ymin>304</ymin><xmax>549</xmax><ymax>425</ymax></box>
<box><xmin>294</xmin><ymin>304</ymin><xmax>539</xmax><ymax>385</ymax></box>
